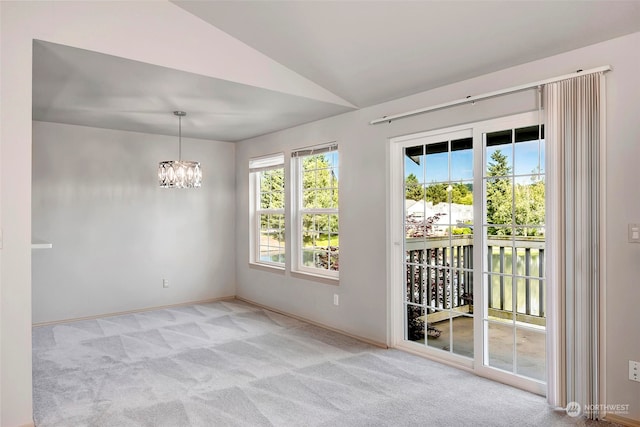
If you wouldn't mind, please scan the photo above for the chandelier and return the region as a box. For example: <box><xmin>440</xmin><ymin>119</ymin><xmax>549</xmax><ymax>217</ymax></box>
<box><xmin>158</xmin><ymin>111</ymin><xmax>202</xmax><ymax>188</ymax></box>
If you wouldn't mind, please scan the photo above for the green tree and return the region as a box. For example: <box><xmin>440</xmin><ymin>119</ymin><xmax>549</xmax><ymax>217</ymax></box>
<box><xmin>425</xmin><ymin>183</ymin><xmax>448</xmax><ymax>204</ymax></box>
<box><xmin>259</xmin><ymin>168</ymin><xmax>285</xmax><ymax>241</ymax></box>
<box><xmin>515</xmin><ymin>176</ymin><xmax>545</xmax><ymax>236</ymax></box>
<box><xmin>301</xmin><ymin>154</ymin><xmax>339</xmax><ymax>246</ymax></box>
<box><xmin>302</xmin><ymin>155</ymin><xmax>338</xmax><ymax>209</ymax></box>
<box><xmin>482</xmin><ymin>150</ymin><xmax>546</xmax><ymax>236</ymax></box>
<box><xmin>260</xmin><ymin>168</ymin><xmax>284</xmax><ymax>209</ymax></box>
<box><xmin>451</xmin><ymin>183</ymin><xmax>473</xmax><ymax>205</ymax></box>
<box><xmin>405</xmin><ymin>173</ymin><xmax>424</xmax><ymax>201</ymax></box>
<box><xmin>425</xmin><ymin>182</ymin><xmax>473</xmax><ymax>205</ymax></box>
<box><xmin>486</xmin><ymin>150</ymin><xmax>513</xmax><ymax>235</ymax></box>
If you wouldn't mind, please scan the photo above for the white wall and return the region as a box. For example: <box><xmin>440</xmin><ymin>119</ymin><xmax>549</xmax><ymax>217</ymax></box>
<box><xmin>1</xmin><ymin>1</ymin><xmax>320</xmax><ymax>424</ymax></box>
<box><xmin>236</xmin><ymin>33</ymin><xmax>640</xmax><ymax>420</ymax></box>
<box><xmin>31</xmin><ymin>122</ymin><xmax>235</xmax><ymax>324</ymax></box>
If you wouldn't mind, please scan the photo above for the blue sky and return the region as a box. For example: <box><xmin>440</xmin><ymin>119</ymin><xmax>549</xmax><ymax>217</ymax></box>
<box><xmin>405</xmin><ymin>139</ymin><xmax>545</xmax><ymax>185</ymax></box>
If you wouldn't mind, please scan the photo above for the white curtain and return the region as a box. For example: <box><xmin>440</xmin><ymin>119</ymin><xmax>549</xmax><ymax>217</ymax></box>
<box><xmin>545</xmin><ymin>72</ymin><xmax>606</xmax><ymax>419</ymax></box>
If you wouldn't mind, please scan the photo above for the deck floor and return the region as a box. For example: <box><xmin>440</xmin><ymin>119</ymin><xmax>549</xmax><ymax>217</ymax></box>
<box><xmin>412</xmin><ymin>315</ymin><xmax>546</xmax><ymax>382</ymax></box>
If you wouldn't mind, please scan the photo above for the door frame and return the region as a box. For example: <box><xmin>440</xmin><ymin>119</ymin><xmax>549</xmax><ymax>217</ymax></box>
<box><xmin>388</xmin><ymin>111</ymin><xmax>548</xmax><ymax>396</ymax></box>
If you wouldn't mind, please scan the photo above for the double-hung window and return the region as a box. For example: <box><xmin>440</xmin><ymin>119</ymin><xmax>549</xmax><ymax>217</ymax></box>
<box><xmin>249</xmin><ymin>153</ymin><xmax>285</xmax><ymax>267</ymax></box>
<box><xmin>292</xmin><ymin>143</ymin><xmax>339</xmax><ymax>278</ymax></box>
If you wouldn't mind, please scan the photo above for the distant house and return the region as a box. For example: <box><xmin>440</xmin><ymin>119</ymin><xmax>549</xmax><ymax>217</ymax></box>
<box><xmin>405</xmin><ymin>200</ymin><xmax>473</xmax><ymax>235</ymax></box>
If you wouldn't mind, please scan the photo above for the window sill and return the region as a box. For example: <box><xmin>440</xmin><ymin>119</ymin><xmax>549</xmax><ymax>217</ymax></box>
<box><xmin>291</xmin><ymin>270</ymin><xmax>339</xmax><ymax>286</ymax></box>
<box><xmin>249</xmin><ymin>262</ymin><xmax>286</xmax><ymax>274</ymax></box>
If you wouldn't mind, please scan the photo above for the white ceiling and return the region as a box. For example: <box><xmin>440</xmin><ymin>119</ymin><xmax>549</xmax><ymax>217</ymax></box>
<box><xmin>32</xmin><ymin>41</ymin><xmax>354</xmax><ymax>142</ymax></box>
<box><xmin>33</xmin><ymin>1</ymin><xmax>640</xmax><ymax>142</ymax></box>
<box><xmin>175</xmin><ymin>0</ymin><xmax>640</xmax><ymax>107</ymax></box>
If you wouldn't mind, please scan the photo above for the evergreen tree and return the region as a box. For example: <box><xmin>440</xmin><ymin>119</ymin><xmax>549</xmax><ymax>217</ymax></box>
<box><xmin>301</xmin><ymin>155</ymin><xmax>339</xmax><ymax>246</ymax></box>
<box><xmin>405</xmin><ymin>173</ymin><xmax>424</xmax><ymax>201</ymax></box>
<box><xmin>260</xmin><ymin>168</ymin><xmax>284</xmax><ymax>209</ymax></box>
<box><xmin>259</xmin><ymin>168</ymin><xmax>285</xmax><ymax>241</ymax></box>
<box><xmin>486</xmin><ymin>150</ymin><xmax>513</xmax><ymax>235</ymax></box>
<box><xmin>302</xmin><ymin>155</ymin><xmax>338</xmax><ymax>210</ymax></box>
<box><xmin>451</xmin><ymin>183</ymin><xmax>473</xmax><ymax>205</ymax></box>
<box><xmin>425</xmin><ymin>183</ymin><xmax>448</xmax><ymax>204</ymax></box>
<box><xmin>515</xmin><ymin>176</ymin><xmax>545</xmax><ymax>236</ymax></box>
<box><xmin>424</xmin><ymin>182</ymin><xmax>473</xmax><ymax>205</ymax></box>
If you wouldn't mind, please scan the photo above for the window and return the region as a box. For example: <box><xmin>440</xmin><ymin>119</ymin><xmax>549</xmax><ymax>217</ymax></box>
<box><xmin>292</xmin><ymin>143</ymin><xmax>339</xmax><ymax>278</ymax></box>
<box><xmin>249</xmin><ymin>153</ymin><xmax>285</xmax><ymax>267</ymax></box>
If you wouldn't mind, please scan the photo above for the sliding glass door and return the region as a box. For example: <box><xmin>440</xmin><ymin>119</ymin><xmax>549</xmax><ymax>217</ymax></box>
<box><xmin>403</xmin><ymin>129</ymin><xmax>475</xmax><ymax>359</ymax></box>
<box><xmin>479</xmin><ymin>117</ymin><xmax>546</xmax><ymax>387</ymax></box>
<box><xmin>391</xmin><ymin>112</ymin><xmax>546</xmax><ymax>394</ymax></box>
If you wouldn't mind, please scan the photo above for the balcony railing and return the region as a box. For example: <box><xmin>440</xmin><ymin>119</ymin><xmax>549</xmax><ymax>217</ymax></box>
<box><xmin>406</xmin><ymin>235</ymin><xmax>545</xmax><ymax>325</ymax></box>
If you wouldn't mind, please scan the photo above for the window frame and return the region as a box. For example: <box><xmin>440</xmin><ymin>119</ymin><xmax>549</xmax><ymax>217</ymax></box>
<box><xmin>291</xmin><ymin>143</ymin><xmax>339</xmax><ymax>279</ymax></box>
<box><xmin>249</xmin><ymin>153</ymin><xmax>286</xmax><ymax>269</ymax></box>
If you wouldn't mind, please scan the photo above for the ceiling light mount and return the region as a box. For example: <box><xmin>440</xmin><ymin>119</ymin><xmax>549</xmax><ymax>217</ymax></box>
<box><xmin>158</xmin><ymin>111</ymin><xmax>202</xmax><ymax>188</ymax></box>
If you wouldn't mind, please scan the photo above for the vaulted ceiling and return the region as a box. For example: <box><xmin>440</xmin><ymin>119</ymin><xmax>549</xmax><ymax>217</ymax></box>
<box><xmin>32</xmin><ymin>1</ymin><xmax>640</xmax><ymax>142</ymax></box>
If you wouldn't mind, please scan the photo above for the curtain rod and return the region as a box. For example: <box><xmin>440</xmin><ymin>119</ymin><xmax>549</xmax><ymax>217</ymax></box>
<box><xmin>369</xmin><ymin>65</ymin><xmax>612</xmax><ymax>125</ymax></box>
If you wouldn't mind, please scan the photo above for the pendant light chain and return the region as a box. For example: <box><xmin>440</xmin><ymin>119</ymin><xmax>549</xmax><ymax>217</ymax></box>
<box><xmin>175</xmin><ymin>110</ymin><xmax>186</xmax><ymax>160</ymax></box>
<box><xmin>178</xmin><ymin>112</ymin><xmax>182</xmax><ymax>161</ymax></box>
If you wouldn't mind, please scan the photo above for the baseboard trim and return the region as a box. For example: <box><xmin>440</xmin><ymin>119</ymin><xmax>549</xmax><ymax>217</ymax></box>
<box><xmin>605</xmin><ymin>414</ymin><xmax>640</xmax><ymax>427</ymax></box>
<box><xmin>32</xmin><ymin>295</ymin><xmax>387</xmax><ymax>350</ymax></box>
<box><xmin>32</xmin><ymin>296</ymin><xmax>236</xmax><ymax>327</ymax></box>
<box><xmin>236</xmin><ymin>296</ymin><xmax>388</xmax><ymax>349</ymax></box>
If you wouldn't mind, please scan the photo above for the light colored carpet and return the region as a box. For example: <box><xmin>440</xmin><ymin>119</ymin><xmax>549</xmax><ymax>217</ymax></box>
<box><xmin>33</xmin><ymin>299</ymin><xmax>608</xmax><ymax>426</ymax></box>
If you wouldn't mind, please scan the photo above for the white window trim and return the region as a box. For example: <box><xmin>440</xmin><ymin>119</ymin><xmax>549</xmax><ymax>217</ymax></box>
<box><xmin>291</xmin><ymin>143</ymin><xmax>339</xmax><ymax>280</ymax></box>
<box><xmin>249</xmin><ymin>153</ymin><xmax>285</xmax><ymax>269</ymax></box>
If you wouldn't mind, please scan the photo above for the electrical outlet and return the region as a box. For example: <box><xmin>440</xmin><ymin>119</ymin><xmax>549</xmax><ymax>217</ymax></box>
<box><xmin>333</xmin><ymin>294</ymin><xmax>339</xmax><ymax>306</ymax></box>
<box><xmin>162</xmin><ymin>278</ymin><xmax>169</xmax><ymax>288</ymax></box>
<box><xmin>630</xmin><ymin>360</ymin><xmax>640</xmax><ymax>382</ymax></box>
